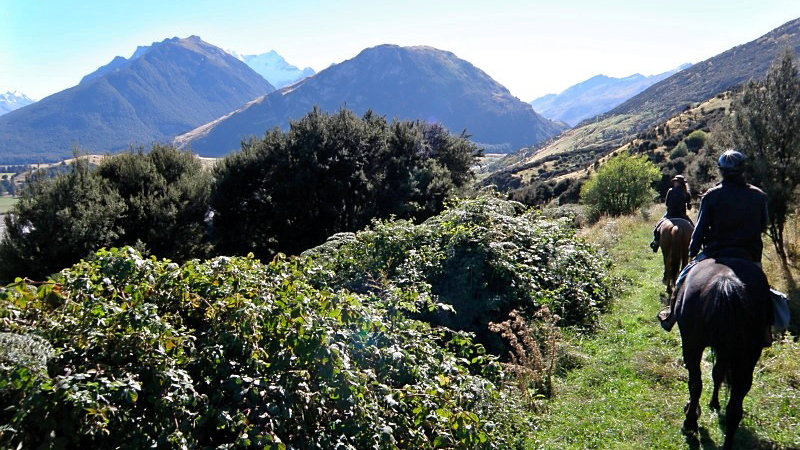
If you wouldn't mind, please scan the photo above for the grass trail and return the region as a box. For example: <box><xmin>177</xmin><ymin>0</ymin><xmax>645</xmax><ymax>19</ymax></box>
<box><xmin>526</xmin><ymin>213</ymin><xmax>800</xmax><ymax>450</ymax></box>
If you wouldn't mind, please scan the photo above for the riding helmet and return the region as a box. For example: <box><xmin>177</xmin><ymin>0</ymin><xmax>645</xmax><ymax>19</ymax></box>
<box><xmin>717</xmin><ymin>150</ymin><xmax>745</xmax><ymax>172</ymax></box>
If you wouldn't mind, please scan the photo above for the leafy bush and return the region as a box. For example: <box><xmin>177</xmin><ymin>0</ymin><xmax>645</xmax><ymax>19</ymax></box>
<box><xmin>212</xmin><ymin>107</ymin><xmax>481</xmax><ymax>259</ymax></box>
<box><xmin>580</xmin><ymin>152</ymin><xmax>660</xmax><ymax>217</ymax></box>
<box><xmin>0</xmin><ymin>247</ymin><xmax>527</xmax><ymax>450</ymax></box>
<box><xmin>306</xmin><ymin>195</ymin><xmax>616</xmax><ymax>353</ymax></box>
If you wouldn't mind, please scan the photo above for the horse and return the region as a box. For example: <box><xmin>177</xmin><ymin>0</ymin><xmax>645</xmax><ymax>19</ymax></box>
<box><xmin>675</xmin><ymin>257</ymin><xmax>771</xmax><ymax>450</ymax></box>
<box><xmin>656</xmin><ymin>218</ymin><xmax>694</xmax><ymax>295</ymax></box>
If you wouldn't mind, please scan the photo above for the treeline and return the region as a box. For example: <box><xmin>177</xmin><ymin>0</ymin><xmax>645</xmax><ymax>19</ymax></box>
<box><xmin>0</xmin><ymin>107</ymin><xmax>480</xmax><ymax>281</ymax></box>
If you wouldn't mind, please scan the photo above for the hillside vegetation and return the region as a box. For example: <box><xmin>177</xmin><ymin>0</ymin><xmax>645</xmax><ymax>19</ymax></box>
<box><xmin>0</xmin><ymin>195</ymin><xmax>616</xmax><ymax>449</ymax></box>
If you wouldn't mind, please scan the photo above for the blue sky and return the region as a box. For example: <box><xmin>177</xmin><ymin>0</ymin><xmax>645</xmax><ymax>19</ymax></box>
<box><xmin>2</xmin><ymin>0</ymin><xmax>800</xmax><ymax>101</ymax></box>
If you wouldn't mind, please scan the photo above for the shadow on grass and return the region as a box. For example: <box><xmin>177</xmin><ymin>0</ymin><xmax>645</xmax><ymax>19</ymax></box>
<box><xmin>684</xmin><ymin>426</ymin><xmax>718</xmax><ymax>450</ymax></box>
<box><xmin>732</xmin><ymin>425</ymin><xmax>799</xmax><ymax>450</ymax></box>
<box><xmin>712</xmin><ymin>409</ymin><xmax>798</xmax><ymax>450</ymax></box>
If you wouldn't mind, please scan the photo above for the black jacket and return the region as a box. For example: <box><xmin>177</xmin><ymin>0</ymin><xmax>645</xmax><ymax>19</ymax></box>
<box><xmin>688</xmin><ymin>180</ymin><xmax>768</xmax><ymax>262</ymax></box>
<box><xmin>665</xmin><ymin>187</ymin><xmax>691</xmax><ymax>219</ymax></box>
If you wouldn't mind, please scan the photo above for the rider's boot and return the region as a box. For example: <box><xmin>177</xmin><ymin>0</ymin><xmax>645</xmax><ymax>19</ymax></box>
<box><xmin>650</xmin><ymin>229</ymin><xmax>660</xmax><ymax>252</ymax></box>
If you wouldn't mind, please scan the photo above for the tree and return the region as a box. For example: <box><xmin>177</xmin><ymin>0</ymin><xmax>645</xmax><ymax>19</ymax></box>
<box><xmin>724</xmin><ymin>49</ymin><xmax>800</xmax><ymax>261</ymax></box>
<box><xmin>212</xmin><ymin>107</ymin><xmax>481</xmax><ymax>258</ymax></box>
<box><xmin>580</xmin><ymin>152</ymin><xmax>660</xmax><ymax>217</ymax></box>
<box><xmin>96</xmin><ymin>145</ymin><xmax>212</xmax><ymax>261</ymax></box>
<box><xmin>0</xmin><ymin>146</ymin><xmax>212</xmax><ymax>282</ymax></box>
<box><xmin>0</xmin><ymin>159</ymin><xmax>126</xmax><ymax>280</ymax></box>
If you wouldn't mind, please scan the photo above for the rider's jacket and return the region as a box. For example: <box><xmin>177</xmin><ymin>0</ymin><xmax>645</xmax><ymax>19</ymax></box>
<box><xmin>688</xmin><ymin>179</ymin><xmax>768</xmax><ymax>262</ymax></box>
<box><xmin>665</xmin><ymin>187</ymin><xmax>691</xmax><ymax>219</ymax></box>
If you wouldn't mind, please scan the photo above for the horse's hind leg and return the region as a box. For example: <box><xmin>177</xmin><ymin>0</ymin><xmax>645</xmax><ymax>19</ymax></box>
<box><xmin>709</xmin><ymin>352</ymin><xmax>726</xmax><ymax>411</ymax></box>
<box><xmin>682</xmin><ymin>345</ymin><xmax>703</xmax><ymax>433</ymax></box>
<box><xmin>722</xmin><ymin>353</ymin><xmax>759</xmax><ymax>450</ymax></box>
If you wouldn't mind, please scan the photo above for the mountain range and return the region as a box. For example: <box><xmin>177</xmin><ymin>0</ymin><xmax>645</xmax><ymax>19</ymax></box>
<box><xmin>227</xmin><ymin>50</ymin><xmax>316</xmax><ymax>88</ymax></box>
<box><xmin>530</xmin><ymin>64</ymin><xmax>691</xmax><ymax>126</ymax></box>
<box><xmin>0</xmin><ymin>91</ymin><xmax>35</xmax><ymax>116</ymax></box>
<box><xmin>176</xmin><ymin>44</ymin><xmax>567</xmax><ymax>156</ymax></box>
<box><xmin>0</xmin><ymin>36</ymin><xmax>274</xmax><ymax>163</ymax></box>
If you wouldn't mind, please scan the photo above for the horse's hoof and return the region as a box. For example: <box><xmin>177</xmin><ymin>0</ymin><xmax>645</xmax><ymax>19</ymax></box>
<box><xmin>709</xmin><ymin>399</ymin><xmax>720</xmax><ymax>411</ymax></box>
<box><xmin>682</xmin><ymin>420</ymin><xmax>699</xmax><ymax>435</ymax></box>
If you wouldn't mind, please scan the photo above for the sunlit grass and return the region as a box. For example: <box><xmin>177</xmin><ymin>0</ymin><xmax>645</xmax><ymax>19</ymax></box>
<box><xmin>523</xmin><ymin>205</ymin><xmax>800</xmax><ymax>450</ymax></box>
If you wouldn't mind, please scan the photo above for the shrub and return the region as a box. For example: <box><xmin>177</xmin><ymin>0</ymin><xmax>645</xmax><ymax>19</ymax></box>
<box><xmin>305</xmin><ymin>195</ymin><xmax>616</xmax><ymax>353</ymax></box>
<box><xmin>684</xmin><ymin>130</ymin><xmax>707</xmax><ymax>151</ymax></box>
<box><xmin>669</xmin><ymin>141</ymin><xmax>689</xmax><ymax>160</ymax></box>
<box><xmin>0</xmin><ymin>247</ymin><xmax>526</xmax><ymax>449</ymax></box>
<box><xmin>580</xmin><ymin>152</ymin><xmax>660</xmax><ymax>217</ymax></box>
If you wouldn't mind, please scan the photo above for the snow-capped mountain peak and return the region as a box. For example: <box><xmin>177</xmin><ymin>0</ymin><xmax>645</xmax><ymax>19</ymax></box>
<box><xmin>0</xmin><ymin>91</ymin><xmax>35</xmax><ymax>116</ymax></box>
<box><xmin>224</xmin><ymin>49</ymin><xmax>315</xmax><ymax>88</ymax></box>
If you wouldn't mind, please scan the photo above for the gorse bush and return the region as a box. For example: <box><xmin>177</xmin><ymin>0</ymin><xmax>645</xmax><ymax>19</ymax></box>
<box><xmin>0</xmin><ymin>247</ymin><xmax>529</xmax><ymax>450</ymax></box>
<box><xmin>306</xmin><ymin>195</ymin><xmax>616</xmax><ymax>354</ymax></box>
<box><xmin>212</xmin><ymin>107</ymin><xmax>481</xmax><ymax>259</ymax></box>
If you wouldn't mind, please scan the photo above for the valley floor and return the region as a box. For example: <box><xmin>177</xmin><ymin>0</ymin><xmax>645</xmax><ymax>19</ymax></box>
<box><xmin>525</xmin><ymin>210</ymin><xmax>800</xmax><ymax>450</ymax></box>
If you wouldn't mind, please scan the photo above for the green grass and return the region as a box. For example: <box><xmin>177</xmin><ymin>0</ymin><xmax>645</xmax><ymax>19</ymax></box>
<box><xmin>524</xmin><ymin>213</ymin><xmax>800</xmax><ymax>450</ymax></box>
<box><xmin>0</xmin><ymin>196</ymin><xmax>17</xmax><ymax>213</ymax></box>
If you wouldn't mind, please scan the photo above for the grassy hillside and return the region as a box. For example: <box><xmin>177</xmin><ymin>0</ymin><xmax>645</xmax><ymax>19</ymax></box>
<box><xmin>526</xmin><ymin>206</ymin><xmax>800</xmax><ymax>449</ymax></box>
<box><xmin>482</xmin><ymin>93</ymin><xmax>731</xmax><ymax>205</ymax></box>
<box><xmin>484</xmin><ymin>17</ymin><xmax>800</xmax><ymax>200</ymax></box>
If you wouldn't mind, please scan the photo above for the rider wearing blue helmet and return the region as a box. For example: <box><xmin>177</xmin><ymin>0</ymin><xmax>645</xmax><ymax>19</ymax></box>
<box><xmin>658</xmin><ymin>149</ymin><xmax>769</xmax><ymax>331</ymax></box>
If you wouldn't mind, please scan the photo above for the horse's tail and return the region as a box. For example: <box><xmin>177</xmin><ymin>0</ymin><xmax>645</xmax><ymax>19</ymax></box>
<box><xmin>705</xmin><ymin>275</ymin><xmax>749</xmax><ymax>352</ymax></box>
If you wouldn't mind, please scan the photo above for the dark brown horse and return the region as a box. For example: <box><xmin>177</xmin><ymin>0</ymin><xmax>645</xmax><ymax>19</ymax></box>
<box><xmin>675</xmin><ymin>257</ymin><xmax>771</xmax><ymax>450</ymax></box>
<box><xmin>657</xmin><ymin>218</ymin><xmax>694</xmax><ymax>295</ymax></box>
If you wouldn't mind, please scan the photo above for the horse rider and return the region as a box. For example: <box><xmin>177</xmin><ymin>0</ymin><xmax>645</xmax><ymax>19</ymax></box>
<box><xmin>658</xmin><ymin>149</ymin><xmax>769</xmax><ymax>332</ymax></box>
<box><xmin>650</xmin><ymin>174</ymin><xmax>693</xmax><ymax>252</ymax></box>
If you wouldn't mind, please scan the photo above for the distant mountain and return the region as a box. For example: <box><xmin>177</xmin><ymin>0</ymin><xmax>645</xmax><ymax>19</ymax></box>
<box><xmin>177</xmin><ymin>44</ymin><xmax>567</xmax><ymax>156</ymax></box>
<box><xmin>0</xmin><ymin>36</ymin><xmax>275</xmax><ymax>163</ymax></box>
<box><xmin>608</xmin><ymin>17</ymin><xmax>800</xmax><ymax>122</ymax></box>
<box><xmin>0</xmin><ymin>91</ymin><xmax>35</xmax><ymax>116</ymax></box>
<box><xmin>531</xmin><ymin>64</ymin><xmax>691</xmax><ymax>126</ymax></box>
<box><xmin>489</xmin><ymin>17</ymin><xmax>800</xmax><ymax>184</ymax></box>
<box><xmin>227</xmin><ymin>50</ymin><xmax>315</xmax><ymax>88</ymax></box>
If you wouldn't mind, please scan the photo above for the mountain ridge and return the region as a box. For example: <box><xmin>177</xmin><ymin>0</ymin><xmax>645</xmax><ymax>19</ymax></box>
<box><xmin>0</xmin><ymin>36</ymin><xmax>275</xmax><ymax>163</ymax></box>
<box><xmin>177</xmin><ymin>44</ymin><xmax>567</xmax><ymax>156</ymax></box>
<box><xmin>530</xmin><ymin>64</ymin><xmax>691</xmax><ymax>126</ymax></box>
<box><xmin>490</xmin><ymin>17</ymin><xmax>800</xmax><ymax>186</ymax></box>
